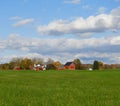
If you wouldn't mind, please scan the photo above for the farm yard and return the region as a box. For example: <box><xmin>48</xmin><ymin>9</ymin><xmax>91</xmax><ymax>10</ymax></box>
<box><xmin>0</xmin><ymin>70</ymin><xmax>119</xmax><ymax>106</ymax></box>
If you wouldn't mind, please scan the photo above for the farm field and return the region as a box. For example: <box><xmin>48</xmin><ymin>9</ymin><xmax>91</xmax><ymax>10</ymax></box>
<box><xmin>0</xmin><ymin>70</ymin><xmax>120</xmax><ymax>106</ymax></box>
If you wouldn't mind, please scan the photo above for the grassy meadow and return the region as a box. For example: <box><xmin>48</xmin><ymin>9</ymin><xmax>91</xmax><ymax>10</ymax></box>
<box><xmin>0</xmin><ymin>70</ymin><xmax>120</xmax><ymax>106</ymax></box>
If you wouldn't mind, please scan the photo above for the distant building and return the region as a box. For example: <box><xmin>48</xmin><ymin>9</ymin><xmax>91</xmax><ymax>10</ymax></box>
<box><xmin>33</xmin><ymin>64</ymin><xmax>46</xmax><ymax>71</ymax></box>
<box><xmin>13</xmin><ymin>66</ymin><xmax>21</xmax><ymax>70</ymax></box>
<box><xmin>64</xmin><ymin>62</ymin><xmax>75</xmax><ymax>70</ymax></box>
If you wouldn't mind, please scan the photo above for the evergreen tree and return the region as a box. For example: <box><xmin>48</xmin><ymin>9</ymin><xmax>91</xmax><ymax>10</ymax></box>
<box><xmin>93</xmin><ymin>60</ymin><xmax>99</xmax><ymax>70</ymax></box>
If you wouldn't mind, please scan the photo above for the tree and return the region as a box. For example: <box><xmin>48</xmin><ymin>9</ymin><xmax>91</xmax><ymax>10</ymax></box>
<box><xmin>9</xmin><ymin>58</ymin><xmax>22</xmax><ymax>69</ymax></box>
<box><xmin>98</xmin><ymin>61</ymin><xmax>104</xmax><ymax>69</ymax></box>
<box><xmin>1</xmin><ymin>63</ymin><xmax>9</xmax><ymax>70</ymax></box>
<box><xmin>20</xmin><ymin>58</ymin><xmax>33</xmax><ymax>70</ymax></box>
<box><xmin>53</xmin><ymin>61</ymin><xmax>62</xmax><ymax>68</ymax></box>
<box><xmin>32</xmin><ymin>58</ymin><xmax>43</xmax><ymax>64</ymax></box>
<box><xmin>73</xmin><ymin>58</ymin><xmax>82</xmax><ymax>70</ymax></box>
<box><xmin>93</xmin><ymin>60</ymin><xmax>99</xmax><ymax>70</ymax></box>
<box><xmin>46</xmin><ymin>64</ymin><xmax>56</xmax><ymax>70</ymax></box>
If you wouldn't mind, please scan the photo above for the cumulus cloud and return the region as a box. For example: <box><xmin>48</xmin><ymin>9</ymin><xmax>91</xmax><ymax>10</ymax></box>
<box><xmin>64</xmin><ymin>0</ymin><xmax>80</xmax><ymax>4</ymax></box>
<box><xmin>37</xmin><ymin>7</ymin><xmax>120</xmax><ymax>37</ymax></box>
<box><xmin>13</xmin><ymin>18</ymin><xmax>34</xmax><ymax>27</ymax></box>
<box><xmin>1</xmin><ymin>34</ymin><xmax>120</xmax><ymax>63</ymax></box>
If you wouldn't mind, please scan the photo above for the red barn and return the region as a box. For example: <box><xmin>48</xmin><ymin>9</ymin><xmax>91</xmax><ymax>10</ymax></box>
<box><xmin>13</xmin><ymin>66</ymin><xmax>21</xmax><ymax>71</ymax></box>
<box><xmin>64</xmin><ymin>62</ymin><xmax>75</xmax><ymax>70</ymax></box>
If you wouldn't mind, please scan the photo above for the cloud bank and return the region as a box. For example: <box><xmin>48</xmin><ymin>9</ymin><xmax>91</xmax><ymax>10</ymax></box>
<box><xmin>1</xmin><ymin>33</ymin><xmax>120</xmax><ymax>63</ymax></box>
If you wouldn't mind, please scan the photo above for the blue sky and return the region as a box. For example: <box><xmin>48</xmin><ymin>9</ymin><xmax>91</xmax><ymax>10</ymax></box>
<box><xmin>0</xmin><ymin>0</ymin><xmax>120</xmax><ymax>64</ymax></box>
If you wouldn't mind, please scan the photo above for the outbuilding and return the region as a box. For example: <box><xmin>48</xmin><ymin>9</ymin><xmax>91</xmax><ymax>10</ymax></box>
<box><xmin>64</xmin><ymin>62</ymin><xmax>75</xmax><ymax>70</ymax></box>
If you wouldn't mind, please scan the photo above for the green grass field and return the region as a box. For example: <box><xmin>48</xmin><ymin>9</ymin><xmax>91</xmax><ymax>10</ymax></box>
<box><xmin>0</xmin><ymin>70</ymin><xmax>120</xmax><ymax>106</ymax></box>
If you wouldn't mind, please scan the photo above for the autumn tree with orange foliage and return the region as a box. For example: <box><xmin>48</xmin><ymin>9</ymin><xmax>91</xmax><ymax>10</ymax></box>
<box><xmin>20</xmin><ymin>58</ymin><xmax>33</xmax><ymax>70</ymax></box>
<box><xmin>53</xmin><ymin>61</ymin><xmax>62</xmax><ymax>68</ymax></box>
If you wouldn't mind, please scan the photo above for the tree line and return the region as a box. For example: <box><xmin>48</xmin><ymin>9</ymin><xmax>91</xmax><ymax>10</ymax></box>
<box><xmin>0</xmin><ymin>57</ymin><xmax>53</xmax><ymax>70</ymax></box>
<box><xmin>0</xmin><ymin>57</ymin><xmax>120</xmax><ymax>70</ymax></box>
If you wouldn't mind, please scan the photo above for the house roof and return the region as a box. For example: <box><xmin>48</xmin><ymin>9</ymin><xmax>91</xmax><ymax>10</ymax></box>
<box><xmin>64</xmin><ymin>62</ymin><xmax>73</xmax><ymax>66</ymax></box>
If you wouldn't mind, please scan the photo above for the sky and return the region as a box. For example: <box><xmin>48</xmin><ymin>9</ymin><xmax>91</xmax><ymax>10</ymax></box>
<box><xmin>0</xmin><ymin>0</ymin><xmax>120</xmax><ymax>64</ymax></box>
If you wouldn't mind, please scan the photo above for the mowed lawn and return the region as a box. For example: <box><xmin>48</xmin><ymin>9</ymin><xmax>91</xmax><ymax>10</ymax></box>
<box><xmin>0</xmin><ymin>70</ymin><xmax>120</xmax><ymax>106</ymax></box>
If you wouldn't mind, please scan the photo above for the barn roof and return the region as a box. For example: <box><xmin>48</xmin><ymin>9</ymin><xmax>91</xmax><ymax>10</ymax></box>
<box><xmin>64</xmin><ymin>62</ymin><xmax>73</xmax><ymax>66</ymax></box>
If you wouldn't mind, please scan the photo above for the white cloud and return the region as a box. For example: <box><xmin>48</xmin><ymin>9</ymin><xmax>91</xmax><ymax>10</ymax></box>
<box><xmin>97</xmin><ymin>7</ymin><xmax>107</xmax><ymax>14</ymax></box>
<box><xmin>1</xmin><ymin>34</ymin><xmax>120</xmax><ymax>63</ymax></box>
<box><xmin>64</xmin><ymin>0</ymin><xmax>80</xmax><ymax>4</ymax></box>
<box><xmin>3</xmin><ymin>34</ymin><xmax>117</xmax><ymax>51</ymax></box>
<box><xmin>13</xmin><ymin>18</ymin><xmax>34</xmax><ymax>27</ymax></box>
<box><xmin>10</xmin><ymin>16</ymin><xmax>22</xmax><ymax>20</ymax></box>
<box><xmin>110</xmin><ymin>36</ymin><xmax>120</xmax><ymax>45</ymax></box>
<box><xmin>37</xmin><ymin>7</ymin><xmax>120</xmax><ymax>37</ymax></box>
<box><xmin>9</xmin><ymin>33</ymin><xmax>20</xmax><ymax>38</ymax></box>
<box><xmin>0</xmin><ymin>41</ymin><xmax>6</xmax><ymax>49</ymax></box>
